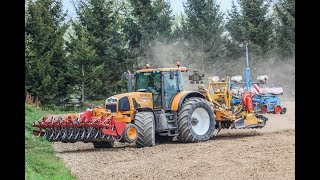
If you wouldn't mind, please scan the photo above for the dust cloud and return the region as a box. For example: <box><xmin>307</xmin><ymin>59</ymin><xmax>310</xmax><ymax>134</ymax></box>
<box><xmin>144</xmin><ymin>41</ymin><xmax>182</xmax><ymax>68</ymax></box>
<box><xmin>185</xmin><ymin>55</ymin><xmax>295</xmax><ymax>101</ymax></box>
<box><xmin>141</xmin><ymin>41</ymin><xmax>295</xmax><ymax>101</ymax></box>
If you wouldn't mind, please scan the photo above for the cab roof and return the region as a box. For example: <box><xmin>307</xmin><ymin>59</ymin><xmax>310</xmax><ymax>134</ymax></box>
<box><xmin>136</xmin><ymin>67</ymin><xmax>188</xmax><ymax>73</ymax></box>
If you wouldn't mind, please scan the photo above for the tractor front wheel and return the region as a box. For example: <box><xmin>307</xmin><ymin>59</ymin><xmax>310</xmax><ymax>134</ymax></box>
<box><xmin>134</xmin><ymin>112</ymin><xmax>155</xmax><ymax>148</ymax></box>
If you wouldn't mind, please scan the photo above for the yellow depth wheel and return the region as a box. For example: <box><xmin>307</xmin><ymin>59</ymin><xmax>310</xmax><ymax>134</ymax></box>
<box><xmin>122</xmin><ymin>124</ymin><xmax>137</xmax><ymax>143</ymax></box>
<box><xmin>128</xmin><ymin>127</ymin><xmax>137</xmax><ymax>140</ymax></box>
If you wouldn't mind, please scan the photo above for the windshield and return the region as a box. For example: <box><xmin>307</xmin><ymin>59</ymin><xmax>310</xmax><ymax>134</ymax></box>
<box><xmin>135</xmin><ymin>73</ymin><xmax>149</xmax><ymax>90</ymax></box>
<box><xmin>135</xmin><ymin>72</ymin><xmax>161</xmax><ymax>92</ymax></box>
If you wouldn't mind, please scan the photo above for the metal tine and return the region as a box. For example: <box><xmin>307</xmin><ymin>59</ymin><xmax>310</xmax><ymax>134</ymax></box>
<box><xmin>75</xmin><ymin>128</ymin><xmax>81</xmax><ymax>141</ymax></box>
<box><xmin>86</xmin><ymin>127</ymin><xmax>93</xmax><ymax>140</ymax></box>
<box><xmin>37</xmin><ymin>127</ymin><xmax>42</xmax><ymax>138</ymax></box>
<box><xmin>61</xmin><ymin>127</ymin><xmax>67</xmax><ymax>140</ymax></box>
<box><xmin>43</xmin><ymin>128</ymin><xmax>49</xmax><ymax>139</ymax></box>
<box><xmin>67</xmin><ymin>121</ymin><xmax>74</xmax><ymax>140</ymax></box>
<box><xmin>48</xmin><ymin>120</ymin><xmax>55</xmax><ymax>141</ymax></box>
<box><xmin>48</xmin><ymin>128</ymin><xmax>55</xmax><ymax>141</ymax></box>
<box><xmin>80</xmin><ymin>127</ymin><xmax>86</xmax><ymax>140</ymax></box>
<box><xmin>53</xmin><ymin>121</ymin><xmax>62</xmax><ymax>141</ymax></box>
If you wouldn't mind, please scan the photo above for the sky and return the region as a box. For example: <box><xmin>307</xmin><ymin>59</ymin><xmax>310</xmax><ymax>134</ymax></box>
<box><xmin>62</xmin><ymin>0</ymin><xmax>234</xmax><ymax>19</ymax></box>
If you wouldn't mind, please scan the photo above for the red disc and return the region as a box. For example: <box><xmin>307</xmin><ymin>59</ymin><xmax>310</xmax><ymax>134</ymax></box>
<box><xmin>261</xmin><ymin>105</ymin><xmax>268</xmax><ymax>114</ymax></box>
<box><xmin>274</xmin><ymin>105</ymin><xmax>281</xmax><ymax>114</ymax></box>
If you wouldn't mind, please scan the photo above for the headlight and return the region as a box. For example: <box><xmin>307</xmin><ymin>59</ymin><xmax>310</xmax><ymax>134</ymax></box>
<box><xmin>106</xmin><ymin>97</ymin><xmax>117</xmax><ymax>103</ymax></box>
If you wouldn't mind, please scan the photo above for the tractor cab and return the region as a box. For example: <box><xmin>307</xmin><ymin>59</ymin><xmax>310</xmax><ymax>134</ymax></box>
<box><xmin>131</xmin><ymin>63</ymin><xmax>187</xmax><ymax>110</ymax></box>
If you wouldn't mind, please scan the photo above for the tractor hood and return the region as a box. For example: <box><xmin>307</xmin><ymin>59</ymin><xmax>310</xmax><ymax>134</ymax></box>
<box><xmin>105</xmin><ymin>92</ymin><xmax>153</xmax><ymax>113</ymax></box>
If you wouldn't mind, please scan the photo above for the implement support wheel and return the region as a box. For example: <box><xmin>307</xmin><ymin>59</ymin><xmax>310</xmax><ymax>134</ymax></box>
<box><xmin>274</xmin><ymin>105</ymin><xmax>282</xmax><ymax>114</ymax></box>
<box><xmin>261</xmin><ymin>105</ymin><xmax>268</xmax><ymax>114</ymax></box>
<box><xmin>122</xmin><ymin>124</ymin><xmax>138</xmax><ymax>143</ymax></box>
<box><xmin>281</xmin><ymin>107</ymin><xmax>287</xmax><ymax>114</ymax></box>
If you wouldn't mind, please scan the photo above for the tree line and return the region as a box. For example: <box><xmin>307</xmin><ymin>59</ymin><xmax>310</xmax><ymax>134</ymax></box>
<box><xmin>25</xmin><ymin>0</ymin><xmax>295</xmax><ymax>106</ymax></box>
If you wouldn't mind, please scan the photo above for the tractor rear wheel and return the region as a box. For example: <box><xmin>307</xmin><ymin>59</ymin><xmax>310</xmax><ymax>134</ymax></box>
<box><xmin>93</xmin><ymin>141</ymin><xmax>114</xmax><ymax>148</ymax></box>
<box><xmin>134</xmin><ymin>112</ymin><xmax>155</xmax><ymax>148</ymax></box>
<box><xmin>177</xmin><ymin>97</ymin><xmax>216</xmax><ymax>142</ymax></box>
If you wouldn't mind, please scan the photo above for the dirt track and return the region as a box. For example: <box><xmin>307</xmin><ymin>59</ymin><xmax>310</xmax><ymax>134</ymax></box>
<box><xmin>53</xmin><ymin>102</ymin><xmax>295</xmax><ymax>180</ymax></box>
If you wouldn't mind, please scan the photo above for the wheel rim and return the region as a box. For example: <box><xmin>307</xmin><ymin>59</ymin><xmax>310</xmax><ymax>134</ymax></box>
<box><xmin>128</xmin><ymin>127</ymin><xmax>137</xmax><ymax>141</ymax></box>
<box><xmin>261</xmin><ymin>105</ymin><xmax>267</xmax><ymax>114</ymax></box>
<box><xmin>274</xmin><ymin>105</ymin><xmax>281</xmax><ymax>114</ymax></box>
<box><xmin>191</xmin><ymin>108</ymin><xmax>210</xmax><ymax>135</ymax></box>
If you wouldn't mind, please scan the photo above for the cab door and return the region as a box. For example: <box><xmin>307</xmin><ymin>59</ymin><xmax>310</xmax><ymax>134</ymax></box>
<box><xmin>148</xmin><ymin>72</ymin><xmax>162</xmax><ymax>110</ymax></box>
<box><xmin>163</xmin><ymin>72</ymin><xmax>179</xmax><ymax>110</ymax></box>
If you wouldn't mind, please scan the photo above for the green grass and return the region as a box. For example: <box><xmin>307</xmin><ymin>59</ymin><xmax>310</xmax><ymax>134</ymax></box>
<box><xmin>25</xmin><ymin>103</ymin><xmax>79</xmax><ymax>180</ymax></box>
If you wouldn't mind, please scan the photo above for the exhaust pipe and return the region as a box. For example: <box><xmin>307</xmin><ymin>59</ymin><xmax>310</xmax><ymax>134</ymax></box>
<box><xmin>127</xmin><ymin>70</ymin><xmax>132</xmax><ymax>92</ymax></box>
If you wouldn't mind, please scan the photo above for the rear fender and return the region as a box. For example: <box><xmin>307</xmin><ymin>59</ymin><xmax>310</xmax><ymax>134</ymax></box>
<box><xmin>170</xmin><ymin>91</ymin><xmax>206</xmax><ymax>111</ymax></box>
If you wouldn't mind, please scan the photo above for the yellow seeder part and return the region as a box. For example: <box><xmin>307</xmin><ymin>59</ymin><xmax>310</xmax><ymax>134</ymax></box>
<box><xmin>241</xmin><ymin>111</ymin><xmax>263</xmax><ymax>125</ymax></box>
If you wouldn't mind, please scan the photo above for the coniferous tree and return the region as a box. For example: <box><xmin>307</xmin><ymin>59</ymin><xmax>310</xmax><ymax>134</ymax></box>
<box><xmin>66</xmin><ymin>23</ymin><xmax>102</xmax><ymax>104</ymax></box>
<box><xmin>274</xmin><ymin>0</ymin><xmax>295</xmax><ymax>59</ymax></box>
<box><xmin>68</xmin><ymin>0</ymin><xmax>130</xmax><ymax>100</ymax></box>
<box><xmin>226</xmin><ymin>0</ymin><xmax>273</xmax><ymax>57</ymax></box>
<box><xmin>181</xmin><ymin>0</ymin><xmax>226</xmax><ymax>71</ymax></box>
<box><xmin>128</xmin><ymin>0</ymin><xmax>173</xmax><ymax>65</ymax></box>
<box><xmin>25</xmin><ymin>0</ymin><xmax>69</xmax><ymax>105</ymax></box>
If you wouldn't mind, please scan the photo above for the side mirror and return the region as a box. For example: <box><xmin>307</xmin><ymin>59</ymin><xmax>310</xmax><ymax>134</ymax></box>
<box><xmin>170</xmin><ymin>70</ymin><xmax>174</xmax><ymax>79</ymax></box>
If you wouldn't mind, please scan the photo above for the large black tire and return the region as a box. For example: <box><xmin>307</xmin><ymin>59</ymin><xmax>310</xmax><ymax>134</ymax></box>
<box><xmin>134</xmin><ymin>112</ymin><xmax>155</xmax><ymax>148</ymax></box>
<box><xmin>93</xmin><ymin>141</ymin><xmax>114</xmax><ymax>148</ymax></box>
<box><xmin>177</xmin><ymin>97</ymin><xmax>216</xmax><ymax>142</ymax></box>
<box><xmin>280</xmin><ymin>107</ymin><xmax>287</xmax><ymax>114</ymax></box>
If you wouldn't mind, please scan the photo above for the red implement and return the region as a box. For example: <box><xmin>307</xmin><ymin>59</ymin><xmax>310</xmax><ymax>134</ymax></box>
<box><xmin>32</xmin><ymin>108</ymin><xmax>127</xmax><ymax>143</ymax></box>
<box><xmin>242</xmin><ymin>92</ymin><xmax>254</xmax><ymax>112</ymax></box>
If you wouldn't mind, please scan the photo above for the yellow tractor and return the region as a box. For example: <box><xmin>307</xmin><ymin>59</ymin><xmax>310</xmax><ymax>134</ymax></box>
<box><xmin>104</xmin><ymin>63</ymin><xmax>267</xmax><ymax>147</ymax></box>
<box><xmin>105</xmin><ymin>63</ymin><xmax>216</xmax><ymax>147</ymax></box>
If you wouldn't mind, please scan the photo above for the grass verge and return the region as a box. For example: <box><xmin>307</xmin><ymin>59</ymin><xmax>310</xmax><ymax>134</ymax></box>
<box><xmin>25</xmin><ymin>103</ymin><xmax>77</xmax><ymax>180</ymax></box>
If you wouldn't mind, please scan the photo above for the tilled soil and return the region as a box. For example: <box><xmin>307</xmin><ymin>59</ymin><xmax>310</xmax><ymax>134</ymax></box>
<box><xmin>53</xmin><ymin>102</ymin><xmax>295</xmax><ymax>180</ymax></box>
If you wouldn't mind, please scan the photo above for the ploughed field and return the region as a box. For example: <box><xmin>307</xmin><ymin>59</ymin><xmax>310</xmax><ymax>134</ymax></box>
<box><xmin>53</xmin><ymin>102</ymin><xmax>295</xmax><ymax>180</ymax></box>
